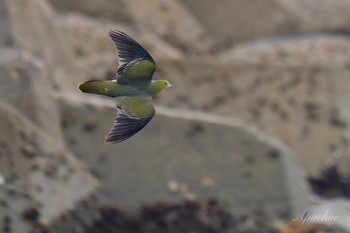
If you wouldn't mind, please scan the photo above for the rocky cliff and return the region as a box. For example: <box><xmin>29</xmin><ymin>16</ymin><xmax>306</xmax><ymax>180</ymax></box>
<box><xmin>1</xmin><ymin>0</ymin><xmax>350</xmax><ymax>232</ymax></box>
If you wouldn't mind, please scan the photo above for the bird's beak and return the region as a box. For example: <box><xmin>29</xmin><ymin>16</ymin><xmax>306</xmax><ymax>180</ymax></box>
<box><xmin>169</xmin><ymin>84</ymin><xmax>174</xmax><ymax>89</ymax></box>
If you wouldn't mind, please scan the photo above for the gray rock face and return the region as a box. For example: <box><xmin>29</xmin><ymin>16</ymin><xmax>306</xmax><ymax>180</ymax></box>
<box><xmin>0</xmin><ymin>48</ymin><xmax>62</xmax><ymax>142</ymax></box>
<box><xmin>221</xmin><ymin>35</ymin><xmax>350</xmax><ymax>66</ymax></box>
<box><xmin>180</xmin><ymin>0</ymin><xmax>294</xmax><ymax>50</ymax></box>
<box><xmin>50</xmin><ymin>0</ymin><xmax>350</xmax><ymax>54</ymax></box>
<box><xmin>180</xmin><ymin>0</ymin><xmax>350</xmax><ymax>50</ymax></box>
<box><xmin>49</xmin><ymin>0</ymin><xmax>131</xmax><ymax>22</ymax></box>
<box><xmin>3</xmin><ymin>0</ymin><xmax>350</xmax><ymax>231</ymax></box>
<box><xmin>54</xmin><ymin>14</ymin><xmax>117</xmax><ymax>92</ymax></box>
<box><xmin>155</xmin><ymin>58</ymin><xmax>350</xmax><ymax>176</ymax></box>
<box><xmin>0</xmin><ymin>0</ymin><xmax>69</xmax><ymax>70</ymax></box>
<box><xmin>125</xmin><ymin>0</ymin><xmax>210</xmax><ymax>54</ymax></box>
<box><xmin>0</xmin><ymin>185</ymin><xmax>39</xmax><ymax>233</ymax></box>
<box><xmin>0</xmin><ymin>102</ymin><xmax>99</xmax><ymax>224</ymax></box>
<box><xmin>49</xmin><ymin>0</ymin><xmax>210</xmax><ymax>55</ymax></box>
<box><xmin>0</xmin><ymin>41</ymin><xmax>98</xmax><ymax>228</ymax></box>
<box><xmin>60</xmin><ymin>96</ymin><xmax>310</xmax><ymax>221</ymax></box>
<box><xmin>278</xmin><ymin>0</ymin><xmax>350</xmax><ymax>33</ymax></box>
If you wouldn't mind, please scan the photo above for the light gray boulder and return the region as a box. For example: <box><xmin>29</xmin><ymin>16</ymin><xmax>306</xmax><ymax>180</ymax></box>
<box><xmin>0</xmin><ymin>101</ymin><xmax>99</xmax><ymax>224</ymax></box>
<box><xmin>0</xmin><ymin>0</ymin><xmax>69</xmax><ymax>71</ymax></box>
<box><xmin>49</xmin><ymin>0</ymin><xmax>131</xmax><ymax>22</ymax></box>
<box><xmin>0</xmin><ymin>48</ymin><xmax>62</xmax><ymax>142</ymax></box>
<box><xmin>0</xmin><ymin>185</ymin><xmax>40</xmax><ymax>233</ymax></box>
<box><xmin>180</xmin><ymin>0</ymin><xmax>350</xmax><ymax>51</ymax></box>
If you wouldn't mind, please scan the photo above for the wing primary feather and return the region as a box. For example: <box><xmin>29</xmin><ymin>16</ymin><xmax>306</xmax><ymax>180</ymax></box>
<box><xmin>104</xmin><ymin>106</ymin><xmax>154</xmax><ymax>144</ymax></box>
<box><xmin>108</xmin><ymin>30</ymin><xmax>157</xmax><ymax>84</ymax></box>
<box><xmin>108</xmin><ymin>30</ymin><xmax>155</xmax><ymax>65</ymax></box>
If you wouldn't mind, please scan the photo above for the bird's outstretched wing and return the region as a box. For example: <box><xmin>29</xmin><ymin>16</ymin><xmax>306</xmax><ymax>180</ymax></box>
<box><xmin>104</xmin><ymin>96</ymin><xmax>155</xmax><ymax>144</ymax></box>
<box><xmin>109</xmin><ymin>30</ymin><xmax>156</xmax><ymax>85</ymax></box>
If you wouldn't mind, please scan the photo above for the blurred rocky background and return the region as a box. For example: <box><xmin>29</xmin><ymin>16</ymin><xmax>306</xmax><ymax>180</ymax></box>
<box><xmin>1</xmin><ymin>0</ymin><xmax>350</xmax><ymax>232</ymax></box>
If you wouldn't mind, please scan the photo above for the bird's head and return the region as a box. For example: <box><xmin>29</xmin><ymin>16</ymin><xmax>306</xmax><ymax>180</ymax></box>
<box><xmin>151</xmin><ymin>80</ymin><xmax>174</xmax><ymax>95</ymax></box>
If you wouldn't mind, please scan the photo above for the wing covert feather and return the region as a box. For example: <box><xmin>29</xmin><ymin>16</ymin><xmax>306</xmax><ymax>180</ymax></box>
<box><xmin>104</xmin><ymin>97</ymin><xmax>155</xmax><ymax>144</ymax></box>
<box><xmin>109</xmin><ymin>30</ymin><xmax>156</xmax><ymax>84</ymax></box>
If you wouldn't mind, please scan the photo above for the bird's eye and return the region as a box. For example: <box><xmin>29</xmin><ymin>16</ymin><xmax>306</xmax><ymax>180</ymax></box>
<box><xmin>164</xmin><ymin>82</ymin><xmax>167</xmax><ymax>85</ymax></box>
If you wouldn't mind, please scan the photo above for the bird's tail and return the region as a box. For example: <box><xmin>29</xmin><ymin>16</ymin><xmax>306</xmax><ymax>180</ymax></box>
<box><xmin>78</xmin><ymin>80</ymin><xmax>117</xmax><ymax>97</ymax></box>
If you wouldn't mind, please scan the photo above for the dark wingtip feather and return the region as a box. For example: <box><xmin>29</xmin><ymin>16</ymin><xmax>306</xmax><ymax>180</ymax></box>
<box><xmin>104</xmin><ymin>112</ymin><xmax>153</xmax><ymax>144</ymax></box>
<box><xmin>108</xmin><ymin>29</ymin><xmax>155</xmax><ymax>65</ymax></box>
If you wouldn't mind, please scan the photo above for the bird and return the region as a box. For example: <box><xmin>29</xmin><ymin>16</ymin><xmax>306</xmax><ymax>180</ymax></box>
<box><xmin>78</xmin><ymin>30</ymin><xmax>173</xmax><ymax>144</ymax></box>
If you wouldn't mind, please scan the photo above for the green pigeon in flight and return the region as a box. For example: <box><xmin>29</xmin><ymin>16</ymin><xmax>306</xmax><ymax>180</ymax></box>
<box><xmin>78</xmin><ymin>30</ymin><xmax>173</xmax><ymax>144</ymax></box>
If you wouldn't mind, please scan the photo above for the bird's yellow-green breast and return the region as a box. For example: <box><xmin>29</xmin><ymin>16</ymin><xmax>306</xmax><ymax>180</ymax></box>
<box><xmin>117</xmin><ymin>96</ymin><xmax>155</xmax><ymax>118</ymax></box>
